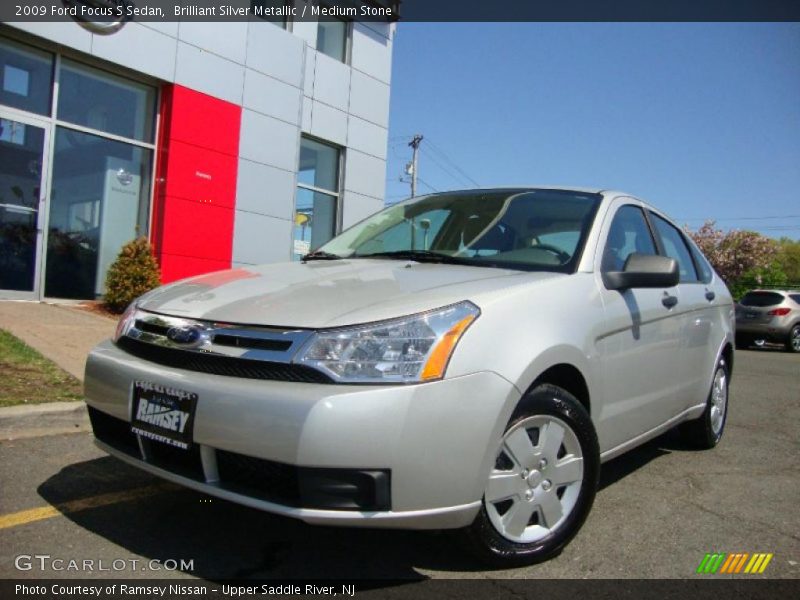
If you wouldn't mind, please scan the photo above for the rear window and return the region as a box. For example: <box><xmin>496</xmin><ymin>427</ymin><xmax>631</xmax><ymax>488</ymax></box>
<box><xmin>739</xmin><ymin>292</ymin><xmax>785</xmax><ymax>307</ymax></box>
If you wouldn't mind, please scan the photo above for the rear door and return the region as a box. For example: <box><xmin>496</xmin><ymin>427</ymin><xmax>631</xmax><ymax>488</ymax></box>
<box><xmin>648</xmin><ymin>212</ymin><xmax>716</xmax><ymax>409</ymax></box>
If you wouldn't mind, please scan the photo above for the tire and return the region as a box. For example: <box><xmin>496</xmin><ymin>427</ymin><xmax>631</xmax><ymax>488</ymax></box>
<box><xmin>463</xmin><ymin>384</ymin><xmax>599</xmax><ymax>567</ymax></box>
<box><xmin>735</xmin><ymin>335</ymin><xmax>751</xmax><ymax>350</ymax></box>
<box><xmin>680</xmin><ymin>358</ymin><xmax>729</xmax><ymax>449</ymax></box>
<box><xmin>785</xmin><ymin>324</ymin><xmax>800</xmax><ymax>353</ymax></box>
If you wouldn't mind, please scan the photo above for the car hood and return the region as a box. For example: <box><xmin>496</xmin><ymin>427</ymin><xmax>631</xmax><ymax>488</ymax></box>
<box><xmin>139</xmin><ymin>259</ymin><xmax>561</xmax><ymax>328</ymax></box>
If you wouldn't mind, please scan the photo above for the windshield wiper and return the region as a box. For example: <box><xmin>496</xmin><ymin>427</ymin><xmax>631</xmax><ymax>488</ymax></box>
<box><xmin>302</xmin><ymin>250</ymin><xmax>342</xmax><ymax>261</ymax></box>
<box><xmin>351</xmin><ymin>250</ymin><xmax>475</xmax><ymax>265</ymax></box>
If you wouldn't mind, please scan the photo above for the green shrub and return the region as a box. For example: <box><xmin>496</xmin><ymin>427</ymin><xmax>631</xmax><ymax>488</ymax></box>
<box><xmin>104</xmin><ymin>237</ymin><xmax>161</xmax><ymax>313</ymax></box>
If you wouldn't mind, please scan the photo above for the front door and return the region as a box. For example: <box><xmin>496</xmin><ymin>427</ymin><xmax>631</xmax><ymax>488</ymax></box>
<box><xmin>0</xmin><ymin>112</ymin><xmax>49</xmax><ymax>299</ymax></box>
<box><xmin>594</xmin><ymin>201</ymin><xmax>685</xmax><ymax>454</ymax></box>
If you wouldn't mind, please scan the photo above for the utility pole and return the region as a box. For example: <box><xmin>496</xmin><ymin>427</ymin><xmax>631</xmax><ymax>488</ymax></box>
<box><xmin>408</xmin><ymin>134</ymin><xmax>423</xmax><ymax>197</ymax></box>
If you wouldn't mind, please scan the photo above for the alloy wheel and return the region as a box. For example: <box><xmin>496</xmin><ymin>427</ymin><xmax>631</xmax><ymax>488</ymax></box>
<box><xmin>709</xmin><ymin>366</ymin><xmax>728</xmax><ymax>436</ymax></box>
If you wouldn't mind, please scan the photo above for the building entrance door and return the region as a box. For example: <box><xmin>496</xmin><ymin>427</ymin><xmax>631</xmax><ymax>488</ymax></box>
<box><xmin>0</xmin><ymin>111</ymin><xmax>50</xmax><ymax>299</ymax></box>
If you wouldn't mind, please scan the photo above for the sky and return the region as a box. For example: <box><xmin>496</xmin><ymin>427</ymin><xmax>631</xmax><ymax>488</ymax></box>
<box><xmin>384</xmin><ymin>23</ymin><xmax>800</xmax><ymax>240</ymax></box>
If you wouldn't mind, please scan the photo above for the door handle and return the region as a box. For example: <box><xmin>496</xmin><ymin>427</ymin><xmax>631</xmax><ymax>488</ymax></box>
<box><xmin>662</xmin><ymin>294</ymin><xmax>678</xmax><ymax>309</ymax></box>
<box><xmin>705</xmin><ymin>290</ymin><xmax>715</xmax><ymax>302</ymax></box>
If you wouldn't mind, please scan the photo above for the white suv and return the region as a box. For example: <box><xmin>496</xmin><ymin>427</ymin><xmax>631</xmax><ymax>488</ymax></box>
<box><xmin>85</xmin><ymin>188</ymin><xmax>734</xmax><ymax>566</ymax></box>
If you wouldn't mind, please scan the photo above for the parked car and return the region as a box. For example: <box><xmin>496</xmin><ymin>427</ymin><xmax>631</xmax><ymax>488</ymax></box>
<box><xmin>85</xmin><ymin>188</ymin><xmax>734</xmax><ymax>566</ymax></box>
<box><xmin>735</xmin><ymin>290</ymin><xmax>800</xmax><ymax>352</ymax></box>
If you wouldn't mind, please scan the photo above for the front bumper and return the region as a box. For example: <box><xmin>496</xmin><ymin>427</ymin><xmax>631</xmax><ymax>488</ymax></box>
<box><xmin>84</xmin><ymin>340</ymin><xmax>520</xmax><ymax>529</ymax></box>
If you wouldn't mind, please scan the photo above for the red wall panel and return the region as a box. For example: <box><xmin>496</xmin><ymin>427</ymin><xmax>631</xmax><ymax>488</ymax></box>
<box><xmin>158</xmin><ymin>254</ymin><xmax>233</xmax><ymax>283</ymax></box>
<box><xmin>151</xmin><ymin>84</ymin><xmax>241</xmax><ymax>284</ymax></box>
<box><xmin>161</xmin><ymin>140</ymin><xmax>237</xmax><ymax>208</ymax></box>
<box><xmin>159</xmin><ymin>196</ymin><xmax>235</xmax><ymax>260</ymax></box>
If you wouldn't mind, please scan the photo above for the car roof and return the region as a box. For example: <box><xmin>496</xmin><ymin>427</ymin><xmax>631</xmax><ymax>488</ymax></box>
<box><xmin>424</xmin><ymin>186</ymin><xmax>624</xmax><ymax>196</ymax></box>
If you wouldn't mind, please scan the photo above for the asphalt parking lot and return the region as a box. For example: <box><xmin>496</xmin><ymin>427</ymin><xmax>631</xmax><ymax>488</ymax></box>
<box><xmin>0</xmin><ymin>348</ymin><xmax>797</xmax><ymax>582</ymax></box>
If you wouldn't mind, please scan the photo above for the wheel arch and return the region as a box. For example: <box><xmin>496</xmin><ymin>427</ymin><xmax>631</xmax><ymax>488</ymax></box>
<box><xmin>527</xmin><ymin>363</ymin><xmax>591</xmax><ymax>418</ymax></box>
<box><xmin>721</xmin><ymin>342</ymin><xmax>734</xmax><ymax>375</ymax></box>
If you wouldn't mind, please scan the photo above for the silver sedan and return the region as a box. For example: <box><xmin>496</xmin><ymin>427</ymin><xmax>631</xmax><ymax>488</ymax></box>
<box><xmin>85</xmin><ymin>188</ymin><xmax>734</xmax><ymax>566</ymax></box>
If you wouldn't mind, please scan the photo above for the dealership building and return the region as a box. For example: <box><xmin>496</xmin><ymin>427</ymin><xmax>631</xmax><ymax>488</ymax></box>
<box><xmin>0</xmin><ymin>5</ymin><xmax>395</xmax><ymax>300</ymax></box>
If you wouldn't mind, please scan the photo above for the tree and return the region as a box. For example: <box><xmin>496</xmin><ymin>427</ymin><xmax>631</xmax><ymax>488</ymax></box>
<box><xmin>104</xmin><ymin>237</ymin><xmax>162</xmax><ymax>313</ymax></box>
<box><xmin>776</xmin><ymin>237</ymin><xmax>800</xmax><ymax>286</ymax></box>
<box><xmin>686</xmin><ymin>221</ymin><xmax>779</xmax><ymax>296</ymax></box>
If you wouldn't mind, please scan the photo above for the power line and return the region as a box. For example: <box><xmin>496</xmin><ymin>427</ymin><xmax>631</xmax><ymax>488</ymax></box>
<box><xmin>679</xmin><ymin>215</ymin><xmax>800</xmax><ymax>222</ymax></box>
<box><xmin>419</xmin><ymin>147</ymin><xmax>474</xmax><ymax>188</ymax></box>
<box><xmin>417</xmin><ymin>177</ymin><xmax>439</xmax><ymax>193</ymax></box>
<box><xmin>424</xmin><ymin>138</ymin><xmax>481</xmax><ymax>187</ymax></box>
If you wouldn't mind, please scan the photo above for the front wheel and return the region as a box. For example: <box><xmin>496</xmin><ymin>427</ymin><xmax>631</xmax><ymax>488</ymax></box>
<box><xmin>463</xmin><ymin>384</ymin><xmax>599</xmax><ymax>567</ymax></box>
<box><xmin>786</xmin><ymin>324</ymin><xmax>800</xmax><ymax>353</ymax></box>
<box><xmin>680</xmin><ymin>358</ymin><xmax>729</xmax><ymax>449</ymax></box>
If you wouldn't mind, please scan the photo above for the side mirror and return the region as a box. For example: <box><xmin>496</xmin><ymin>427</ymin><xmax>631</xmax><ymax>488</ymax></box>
<box><xmin>603</xmin><ymin>253</ymin><xmax>679</xmax><ymax>290</ymax></box>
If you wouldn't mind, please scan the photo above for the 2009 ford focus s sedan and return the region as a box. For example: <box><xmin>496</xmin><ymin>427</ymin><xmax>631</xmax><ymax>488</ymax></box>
<box><xmin>85</xmin><ymin>187</ymin><xmax>734</xmax><ymax>566</ymax></box>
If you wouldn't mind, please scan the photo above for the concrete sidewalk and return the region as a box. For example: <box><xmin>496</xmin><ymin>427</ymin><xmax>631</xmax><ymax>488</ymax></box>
<box><xmin>0</xmin><ymin>301</ymin><xmax>116</xmax><ymax>440</ymax></box>
<box><xmin>0</xmin><ymin>301</ymin><xmax>115</xmax><ymax>381</ymax></box>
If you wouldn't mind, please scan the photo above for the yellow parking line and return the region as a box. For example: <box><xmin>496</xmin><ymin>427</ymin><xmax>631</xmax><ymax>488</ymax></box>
<box><xmin>0</xmin><ymin>483</ymin><xmax>177</xmax><ymax>531</ymax></box>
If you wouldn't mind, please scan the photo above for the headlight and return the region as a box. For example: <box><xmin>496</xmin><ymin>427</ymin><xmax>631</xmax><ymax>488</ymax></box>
<box><xmin>296</xmin><ymin>301</ymin><xmax>480</xmax><ymax>383</ymax></box>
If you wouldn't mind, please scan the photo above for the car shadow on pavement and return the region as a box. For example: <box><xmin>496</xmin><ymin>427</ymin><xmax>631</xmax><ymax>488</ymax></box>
<box><xmin>598</xmin><ymin>428</ymin><xmax>698</xmax><ymax>492</ymax></box>
<box><xmin>37</xmin><ymin>456</ymin><xmax>486</xmax><ymax>582</ymax></box>
<box><xmin>38</xmin><ymin>429</ymin><xmax>705</xmax><ymax>581</ymax></box>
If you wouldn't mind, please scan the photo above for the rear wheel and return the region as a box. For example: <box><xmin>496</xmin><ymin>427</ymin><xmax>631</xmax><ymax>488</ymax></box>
<box><xmin>786</xmin><ymin>324</ymin><xmax>800</xmax><ymax>353</ymax></box>
<box><xmin>680</xmin><ymin>358</ymin><xmax>729</xmax><ymax>449</ymax></box>
<box><xmin>464</xmin><ymin>384</ymin><xmax>599</xmax><ymax>567</ymax></box>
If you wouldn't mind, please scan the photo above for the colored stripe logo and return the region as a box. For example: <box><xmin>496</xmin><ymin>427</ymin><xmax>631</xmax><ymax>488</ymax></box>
<box><xmin>696</xmin><ymin>552</ymin><xmax>773</xmax><ymax>574</ymax></box>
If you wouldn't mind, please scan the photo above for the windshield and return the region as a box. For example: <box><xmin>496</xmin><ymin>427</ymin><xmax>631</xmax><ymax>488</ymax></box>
<box><xmin>316</xmin><ymin>189</ymin><xmax>602</xmax><ymax>273</ymax></box>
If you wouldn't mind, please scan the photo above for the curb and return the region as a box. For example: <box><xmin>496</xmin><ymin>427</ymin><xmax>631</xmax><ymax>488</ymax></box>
<box><xmin>0</xmin><ymin>401</ymin><xmax>89</xmax><ymax>441</ymax></box>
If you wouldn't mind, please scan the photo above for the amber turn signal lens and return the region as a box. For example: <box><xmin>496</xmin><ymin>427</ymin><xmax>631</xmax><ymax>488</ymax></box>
<box><xmin>420</xmin><ymin>314</ymin><xmax>477</xmax><ymax>381</ymax></box>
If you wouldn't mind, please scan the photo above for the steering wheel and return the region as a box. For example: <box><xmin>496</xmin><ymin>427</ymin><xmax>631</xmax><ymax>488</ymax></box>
<box><xmin>530</xmin><ymin>243</ymin><xmax>571</xmax><ymax>263</ymax></box>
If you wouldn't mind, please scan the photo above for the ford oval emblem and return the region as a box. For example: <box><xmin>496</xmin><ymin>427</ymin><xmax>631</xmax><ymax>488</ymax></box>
<box><xmin>166</xmin><ymin>326</ymin><xmax>201</xmax><ymax>345</ymax></box>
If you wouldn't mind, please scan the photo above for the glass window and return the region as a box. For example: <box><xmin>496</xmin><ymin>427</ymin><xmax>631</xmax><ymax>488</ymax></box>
<box><xmin>0</xmin><ymin>119</ymin><xmax>46</xmax><ymax>292</ymax></box>
<box><xmin>739</xmin><ymin>291</ymin><xmax>785</xmax><ymax>307</ymax></box>
<box><xmin>0</xmin><ymin>38</ymin><xmax>53</xmax><ymax>116</ymax></box>
<box><xmin>294</xmin><ymin>137</ymin><xmax>340</xmax><ymax>258</ymax></box>
<box><xmin>650</xmin><ymin>213</ymin><xmax>699</xmax><ymax>283</ymax></box>
<box><xmin>317</xmin><ymin>18</ymin><xmax>348</xmax><ymax>63</ymax></box>
<box><xmin>298</xmin><ymin>138</ymin><xmax>339</xmax><ymax>191</ymax></box>
<box><xmin>319</xmin><ymin>189</ymin><xmax>602</xmax><ymax>273</ymax></box>
<box><xmin>57</xmin><ymin>59</ymin><xmax>156</xmax><ymax>142</ymax></box>
<box><xmin>602</xmin><ymin>205</ymin><xmax>657</xmax><ymax>272</ymax></box>
<box><xmin>45</xmin><ymin>127</ymin><xmax>152</xmax><ymax>299</ymax></box>
<box><xmin>355</xmin><ymin>208</ymin><xmax>449</xmax><ymax>255</ymax></box>
<box><xmin>687</xmin><ymin>240</ymin><xmax>714</xmax><ymax>284</ymax></box>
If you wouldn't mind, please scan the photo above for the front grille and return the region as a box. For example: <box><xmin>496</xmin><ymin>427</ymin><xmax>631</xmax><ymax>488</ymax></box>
<box><xmin>217</xmin><ymin>451</ymin><xmax>391</xmax><ymax>511</ymax></box>
<box><xmin>212</xmin><ymin>334</ymin><xmax>292</xmax><ymax>352</ymax></box>
<box><xmin>89</xmin><ymin>409</ymin><xmax>391</xmax><ymax>511</ymax></box>
<box><xmin>135</xmin><ymin>319</ymin><xmax>171</xmax><ymax>336</ymax></box>
<box><xmin>116</xmin><ymin>336</ymin><xmax>332</xmax><ymax>383</ymax></box>
<box><xmin>88</xmin><ymin>406</ymin><xmax>139</xmax><ymax>457</ymax></box>
<box><xmin>143</xmin><ymin>439</ymin><xmax>204</xmax><ymax>481</ymax></box>
<box><xmin>217</xmin><ymin>450</ymin><xmax>301</xmax><ymax>506</ymax></box>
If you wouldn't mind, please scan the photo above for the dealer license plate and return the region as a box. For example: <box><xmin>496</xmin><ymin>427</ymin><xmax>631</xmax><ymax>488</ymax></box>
<box><xmin>131</xmin><ymin>381</ymin><xmax>198</xmax><ymax>449</ymax></box>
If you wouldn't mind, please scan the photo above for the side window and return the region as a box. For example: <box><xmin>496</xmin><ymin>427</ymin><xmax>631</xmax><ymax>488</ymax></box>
<box><xmin>688</xmin><ymin>241</ymin><xmax>714</xmax><ymax>284</ymax></box>
<box><xmin>602</xmin><ymin>205</ymin><xmax>657</xmax><ymax>272</ymax></box>
<box><xmin>650</xmin><ymin>214</ymin><xmax>699</xmax><ymax>283</ymax></box>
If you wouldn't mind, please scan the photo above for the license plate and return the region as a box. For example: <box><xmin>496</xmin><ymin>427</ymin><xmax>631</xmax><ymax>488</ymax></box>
<box><xmin>131</xmin><ymin>382</ymin><xmax>198</xmax><ymax>449</ymax></box>
<box><xmin>745</xmin><ymin>312</ymin><xmax>758</xmax><ymax>319</ymax></box>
